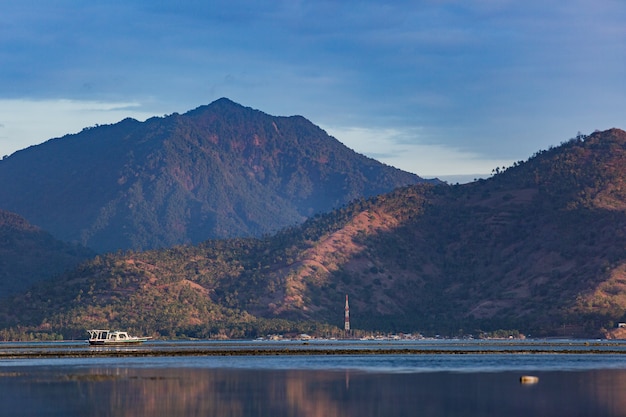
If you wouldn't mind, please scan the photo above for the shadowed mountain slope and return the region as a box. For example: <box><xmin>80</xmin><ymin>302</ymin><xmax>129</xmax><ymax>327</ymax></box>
<box><xmin>0</xmin><ymin>98</ymin><xmax>427</xmax><ymax>253</ymax></box>
<box><xmin>0</xmin><ymin>210</ymin><xmax>94</xmax><ymax>297</ymax></box>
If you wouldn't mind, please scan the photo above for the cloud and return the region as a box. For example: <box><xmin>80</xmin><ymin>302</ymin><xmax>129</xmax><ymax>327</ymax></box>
<box><xmin>0</xmin><ymin>99</ymin><xmax>157</xmax><ymax>157</ymax></box>
<box><xmin>0</xmin><ymin>0</ymin><xmax>623</xmax><ymax>175</ymax></box>
<box><xmin>323</xmin><ymin>125</ymin><xmax>513</xmax><ymax>178</ymax></box>
<box><xmin>0</xmin><ymin>98</ymin><xmax>512</xmax><ymax>180</ymax></box>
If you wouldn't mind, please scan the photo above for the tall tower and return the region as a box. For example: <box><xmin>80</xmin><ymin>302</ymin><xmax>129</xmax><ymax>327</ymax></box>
<box><xmin>344</xmin><ymin>294</ymin><xmax>350</xmax><ymax>331</ymax></box>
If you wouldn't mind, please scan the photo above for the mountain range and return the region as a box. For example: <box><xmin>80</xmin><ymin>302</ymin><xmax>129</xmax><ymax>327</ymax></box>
<box><xmin>0</xmin><ymin>98</ymin><xmax>428</xmax><ymax>253</ymax></box>
<box><xmin>1</xmin><ymin>128</ymin><xmax>626</xmax><ymax>339</ymax></box>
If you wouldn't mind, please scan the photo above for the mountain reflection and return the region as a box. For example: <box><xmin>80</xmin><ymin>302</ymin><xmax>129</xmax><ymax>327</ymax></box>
<box><xmin>3</xmin><ymin>367</ymin><xmax>626</xmax><ymax>416</ymax></box>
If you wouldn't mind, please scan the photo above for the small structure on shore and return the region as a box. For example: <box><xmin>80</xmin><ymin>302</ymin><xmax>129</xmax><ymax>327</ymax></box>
<box><xmin>344</xmin><ymin>294</ymin><xmax>350</xmax><ymax>332</ymax></box>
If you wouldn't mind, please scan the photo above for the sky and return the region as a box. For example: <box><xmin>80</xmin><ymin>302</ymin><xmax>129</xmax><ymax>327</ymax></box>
<box><xmin>1</xmin><ymin>1</ymin><xmax>624</xmax><ymax>182</ymax></box>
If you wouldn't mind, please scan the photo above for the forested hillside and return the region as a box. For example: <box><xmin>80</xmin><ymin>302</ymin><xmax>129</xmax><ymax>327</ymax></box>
<box><xmin>0</xmin><ymin>98</ymin><xmax>427</xmax><ymax>253</ymax></box>
<box><xmin>2</xmin><ymin>129</ymin><xmax>626</xmax><ymax>340</ymax></box>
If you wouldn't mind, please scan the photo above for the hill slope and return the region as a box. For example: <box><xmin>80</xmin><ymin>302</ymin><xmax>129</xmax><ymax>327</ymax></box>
<box><xmin>0</xmin><ymin>98</ymin><xmax>427</xmax><ymax>253</ymax></box>
<box><xmin>2</xmin><ymin>129</ymin><xmax>626</xmax><ymax>339</ymax></box>
<box><xmin>0</xmin><ymin>210</ymin><xmax>94</xmax><ymax>297</ymax></box>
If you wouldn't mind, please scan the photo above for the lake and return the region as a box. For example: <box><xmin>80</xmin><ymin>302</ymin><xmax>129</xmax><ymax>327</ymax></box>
<box><xmin>1</xmin><ymin>339</ymin><xmax>626</xmax><ymax>416</ymax></box>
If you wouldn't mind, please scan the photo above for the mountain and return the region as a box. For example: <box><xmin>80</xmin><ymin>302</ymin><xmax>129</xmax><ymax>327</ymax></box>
<box><xmin>0</xmin><ymin>98</ymin><xmax>428</xmax><ymax>253</ymax></box>
<box><xmin>2</xmin><ymin>128</ymin><xmax>626</xmax><ymax>340</ymax></box>
<box><xmin>0</xmin><ymin>210</ymin><xmax>94</xmax><ymax>297</ymax></box>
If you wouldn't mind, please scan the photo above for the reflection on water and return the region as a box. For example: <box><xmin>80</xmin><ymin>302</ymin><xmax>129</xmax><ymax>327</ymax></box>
<box><xmin>2</xmin><ymin>367</ymin><xmax>626</xmax><ymax>417</ymax></box>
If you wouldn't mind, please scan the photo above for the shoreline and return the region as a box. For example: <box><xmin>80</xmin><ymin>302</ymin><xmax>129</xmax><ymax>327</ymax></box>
<box><xmin>3</xmin><ymin>347</ymin><xmax>626</xmax><ymax>360</ymax></box>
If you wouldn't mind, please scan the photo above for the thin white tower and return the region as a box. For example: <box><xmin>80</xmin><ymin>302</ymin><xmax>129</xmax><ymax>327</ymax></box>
<box><xmin>344</xmin><ymin>294</ymin><xmax>350</xmax><ymax>331</ymax></box>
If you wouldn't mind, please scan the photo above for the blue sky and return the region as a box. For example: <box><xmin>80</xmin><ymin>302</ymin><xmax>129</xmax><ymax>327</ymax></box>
<box><xmin>1</xmin><ymin>1</ymin><xmax>624</xmax><ymax>181</ymax></box>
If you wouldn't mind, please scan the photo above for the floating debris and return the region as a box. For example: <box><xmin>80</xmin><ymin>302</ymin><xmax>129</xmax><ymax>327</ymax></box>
<box><xmin>520</xmin><ymin>375</ymin><xmax>539</xmax><ymax>384</ymax></box>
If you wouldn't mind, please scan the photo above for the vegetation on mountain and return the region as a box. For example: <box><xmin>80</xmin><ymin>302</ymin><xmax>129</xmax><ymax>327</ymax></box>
<box><xmin>2</xmin><ymin>129</ymin><xmax>626</xmax><ymax>340</ymax></box>
<box><xmin>0</xmin><ymin>98</ymin><xmax>427</xmax><ymax>253</ymax></box>
<box><xmin>0</xmin><ymin>210</ymin><xmax>94</xmax><ymax>297</ymax></box>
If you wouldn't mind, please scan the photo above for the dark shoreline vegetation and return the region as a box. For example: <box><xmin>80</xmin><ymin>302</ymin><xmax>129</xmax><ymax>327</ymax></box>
<box><xmin>2</xmin><ymin>339</ymin><xmax>626</xmax><ymax>360</ymax></box>
<box><xmin>3</xmin><ymin>348</ymin><xmax>626</xmax><ymax>360</ymax></box>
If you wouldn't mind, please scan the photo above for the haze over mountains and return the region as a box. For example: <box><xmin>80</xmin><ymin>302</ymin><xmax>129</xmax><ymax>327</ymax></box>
<box><xmin>1</xmin><ymin>124</ymin><xmax>626</xmax><ymax>339</ymax></box>
<box><xmin>0</xmin><ymin>98</ymin><xmax>428</xmax><ymax>253</ymax></box>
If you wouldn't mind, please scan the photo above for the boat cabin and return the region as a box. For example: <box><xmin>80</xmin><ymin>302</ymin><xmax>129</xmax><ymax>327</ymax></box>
<box><xmin>87</xmin><ymin>329</ymin><xmax>149</xmax><ymax>345</ymax></box>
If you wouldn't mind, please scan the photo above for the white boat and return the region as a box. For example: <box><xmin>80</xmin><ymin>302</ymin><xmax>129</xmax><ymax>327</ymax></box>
<box><xmin>87</xmin><ymin>329</ymin><xmax>151</xmax><ymax>345</ymax></box>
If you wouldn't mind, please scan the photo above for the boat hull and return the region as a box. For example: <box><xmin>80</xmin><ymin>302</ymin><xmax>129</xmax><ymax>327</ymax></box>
<box><xmin>88</xmin><ymin>339</ymin><xmax>149</xmax><ymax>346</ymax></box>
<box><xmin>87</xmin><ymin>329</ymin><xmax>151</xmax><ymax>346</ymax></box>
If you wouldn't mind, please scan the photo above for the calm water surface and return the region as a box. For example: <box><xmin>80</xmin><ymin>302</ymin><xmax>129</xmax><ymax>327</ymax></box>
<box><xmin>1</xmin><ymin>339</ymin><xmax>626</xmax><ymax>417</ymax></box>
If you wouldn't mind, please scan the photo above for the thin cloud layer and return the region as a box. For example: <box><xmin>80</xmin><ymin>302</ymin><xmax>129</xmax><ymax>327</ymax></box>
<box><xmin>0</xmin><ymin>0</ymin><xmax>624</xmax><ymax>176</ymax></box>
<box><xmin>0</xmin><ymin>100</ymin><xmax>154</xmax><ymax>156</ymax></box>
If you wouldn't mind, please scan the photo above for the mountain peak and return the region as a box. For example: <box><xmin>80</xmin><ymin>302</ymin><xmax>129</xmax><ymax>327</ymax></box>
<box><xmin>212</xmin><ymin>97</ymin><xmax>239</xmax><ymax>106</ymax></box>
<box><xmin>0</xmin><ymin>100</ymin><xmax>424</xmax><ymax>252</ymax></box>
<box><xmin>185</xmin><ymin>97</ymin><xmax>254</xmax><ymax>117</ymax></box>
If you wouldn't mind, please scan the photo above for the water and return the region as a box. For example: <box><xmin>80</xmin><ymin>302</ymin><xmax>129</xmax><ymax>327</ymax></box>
<box><xmin>1</xmin><ymin>339</ymin><xmax>626</xmax><ymax>416</ymax></box>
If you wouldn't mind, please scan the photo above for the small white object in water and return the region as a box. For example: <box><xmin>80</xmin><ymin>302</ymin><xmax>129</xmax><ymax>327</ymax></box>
<box><xmin>520</xmin><ymin>375</ymin><xmax>539</xmax><ymax>384</ymax></box>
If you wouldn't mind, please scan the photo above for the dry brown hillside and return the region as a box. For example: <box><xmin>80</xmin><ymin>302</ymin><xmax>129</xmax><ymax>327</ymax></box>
<box><xmin>2</xmin><ymin>129</ymin><xmax>626</xmax><ymax>339</ymax></box>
